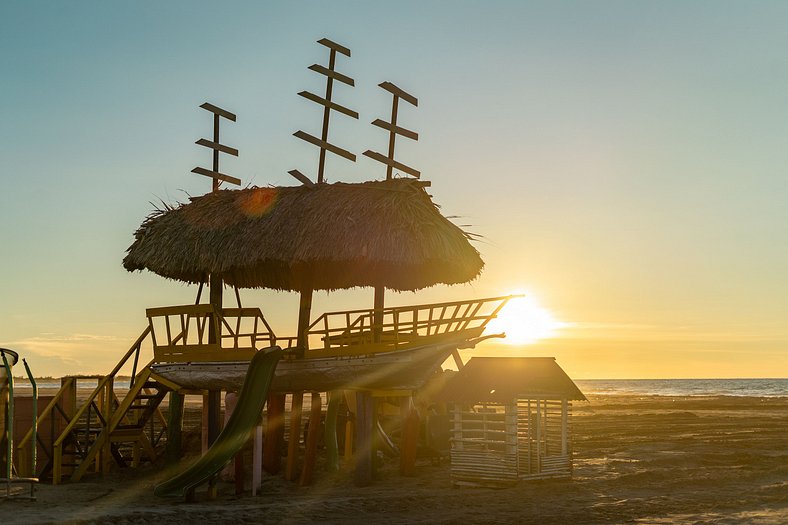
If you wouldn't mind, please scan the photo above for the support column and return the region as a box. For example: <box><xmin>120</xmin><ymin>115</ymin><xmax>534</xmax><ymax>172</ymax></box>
<box><xmin>324</xmin><ymin>391</ymin><xmax>341</xmax><ymax>472</ymax></box>
<box><xmin>399</xmin><ymin>397</ymin><xmax>419</xmax><ymax>476</ymax></box>
<box><xmin>354</xmin><ymin>391</ymin><xmax>375</xmax><ymax>486</ymax></box>
<box><xmin>297</xmin><ymin>287</ymin><xmax>314</xmax><ymax>352</ymax></box>
<box><xmin>373</xmin><ymin>285</ymin><xmax>385</xmax><ymax>343</ymax></box>
<box><xmin>262</xmin><ymin>393</ymin><xmax>285</xmax><ymax>474</ymax></box>
<box><xmin>207</xmin><ymin>272</ymin><xmax>223</xmax><ymax>448</ymax></box>
<box><xmin>165</xmin><ymin>391</ymin><xmax>185</xmax><ymax>465</ymax></box>
<box><xmin>300</xmin><ymin>392</ymin><xmax>323</xmax><ymax>486</ymax></box>
<box><xmin>285</xmin><ymin>392</ymin><xmax>303</xmax><ymax>481</ymax></box>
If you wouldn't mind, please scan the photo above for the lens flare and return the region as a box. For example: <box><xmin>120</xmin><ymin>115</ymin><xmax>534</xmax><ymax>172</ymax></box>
<box><xmin>238</xmin><ymin>187</ymin><xmax>278</xmax><ymax>217</ymax></box>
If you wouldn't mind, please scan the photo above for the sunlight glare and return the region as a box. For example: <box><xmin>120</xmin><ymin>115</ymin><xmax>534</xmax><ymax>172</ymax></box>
<box><xmin>487</xmin><ymin>292</ymin><xmax>568</xmax><ymax>345</ymax></box>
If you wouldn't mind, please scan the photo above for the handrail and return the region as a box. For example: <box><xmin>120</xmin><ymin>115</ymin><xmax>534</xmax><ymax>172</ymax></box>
<box><xmin>53</xmin><ymin>326</ymin><xmax>151</xmax><ymax>448</ymax></box>
<box><xmin>306</xmin><ymin>295</ymin><xmax>517</xmax><ymax>352</ymax></box>
<box><xmin>147</xmin><ymin>304</ymin><xmax>289</xmax><ymax>354</ymax></box>
<box><xmin>17</xmin><ymin>377</ymin><xmax>75</xmax><ymax>451</ymax></box>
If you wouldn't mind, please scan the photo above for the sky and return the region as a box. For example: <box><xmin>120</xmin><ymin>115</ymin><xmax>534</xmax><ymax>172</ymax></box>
<box><xmin>1</xmin><ymin>1</ymin><xmax>787</xmax><ymax>379</ymax></box>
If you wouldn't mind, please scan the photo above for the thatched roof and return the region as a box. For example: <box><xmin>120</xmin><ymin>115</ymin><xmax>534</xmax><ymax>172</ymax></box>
<box><xmin>437</xmin><ymin>357</ymin><xmax>586</xmax><ymax>403</ymax></box>
<box><xmin>123</xmin><ymin>178</ymin><xmax>484</xmax><ymax>292</ymax></box>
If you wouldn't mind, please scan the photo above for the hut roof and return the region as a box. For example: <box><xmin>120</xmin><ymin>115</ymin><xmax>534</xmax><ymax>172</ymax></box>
<box><xmin>437</xmin><ymin>357</ymin><xmax>586</xmax><ymax>403</ymax></box>
<box><xmin>123</xmin><ymin>178</ymin><xmax>484</xmax><ymax>292</ymax></box>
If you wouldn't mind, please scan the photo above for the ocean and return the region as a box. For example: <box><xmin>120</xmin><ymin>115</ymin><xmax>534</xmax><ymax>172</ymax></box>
<box><xmin>575</xmin><ymin>378</ymin><xmax>788</xmax><ymax>397</ymax></box>
<box><xmin>6</xmin><ymin>377</ymin><xmax>788</xmax><ymax>398</ymax></box>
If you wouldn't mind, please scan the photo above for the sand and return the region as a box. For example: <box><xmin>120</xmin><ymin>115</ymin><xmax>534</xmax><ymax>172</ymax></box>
<box><xmin>2</xmin><ymin>394</ymin><xmax>787</xmax><ymax>524</ymax></box>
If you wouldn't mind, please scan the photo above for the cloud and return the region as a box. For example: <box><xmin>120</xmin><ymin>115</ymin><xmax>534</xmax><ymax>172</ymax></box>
<box><xmin>1</xmin><ymin>332</ymin><xmax>131</xmax><ymax>376</ymax></box>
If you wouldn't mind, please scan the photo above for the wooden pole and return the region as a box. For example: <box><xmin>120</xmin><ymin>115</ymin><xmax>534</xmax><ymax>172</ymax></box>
<box><xmin>300</xmin><ymin>392</ymin><xmax>323</xmax><ymax>486</ymax></box>
<box><xmin>324</xmin><ymin>391</ymin><xmax>341</xmax><ymax>472</ymax></box>
<box><xmin>262</xmin><ymin>393</ymin><xmax>285</xmax><ymax>474</ymax></box>
<box><xmin>297</xmin><ymin>287</ymin><xmax>314</xmax><ymax>352</ymax></box>
<box><xmin>252</xmin><ymin>423</ymin><xmax>262</xmax><ymax>496</ymax></box>
<box><xmin>317</xmin><ymin>49</ymin><xmax>337</xmax><ymax>184</ymax></box>
<box><xmin>354</xmin><ymin>391</ymin><xmax>374</xmax><ymax>486</ymax></box>
<box><xmin>285</xmin><ymin>392</ymin><xmax>303</xmax><ymax>481</ymax></box>
<box><xmin>373</xmin><ymin>285</ymin><xmax>385</xmax><ymax>344</ymax></box>
<box><xmin>399</xmin><ymin>397</ymin><xmax>419</xmax><ymax>476</ymax></box>
<box><xmin>386</xmin><ymin>95</ymin><xmax>399</xmax><ymax>180</ymax></box>
<box><xmin>165</xmin><ymin>391</ymin><xmax>185</xmax><ymax>465</ymax></box>
<box><xmin>206</xmin><ymin>273</ymin><xmax>223</xmax><ymax>447</ymax></box>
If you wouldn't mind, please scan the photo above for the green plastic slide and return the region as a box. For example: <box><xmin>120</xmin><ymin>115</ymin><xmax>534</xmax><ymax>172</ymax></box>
<box><xmin>154</xmin><ymin>347</ymin><xmax>283</xmax><ymax>498</ymax></box>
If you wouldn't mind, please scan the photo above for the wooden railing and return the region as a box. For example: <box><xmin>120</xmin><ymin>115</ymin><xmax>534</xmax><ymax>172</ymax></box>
<box><xmin>305</xmin><ymin>295</ymin><xmax>516</xmax><ymax>356</ymax></box>
<box><xmin>50</xmin><ymin>326</ymin><xmax>152</xmax><ymax>483</ymax></box>
<box><xmin>147</xmin><ymin>304</ymin><xmax>295</xmax><ymax>363</ymax></box>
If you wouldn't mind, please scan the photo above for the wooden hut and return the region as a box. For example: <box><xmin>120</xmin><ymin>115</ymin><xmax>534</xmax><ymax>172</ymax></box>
<box><xmin>438</xmin><ymin>357</ymin><xmax>586</xmax><ymax>487</ymax></box>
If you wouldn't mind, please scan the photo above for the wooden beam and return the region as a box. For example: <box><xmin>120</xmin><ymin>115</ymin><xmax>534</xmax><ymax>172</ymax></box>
<box><xmin>324</xmin><ymin>391</ymin><xmax>341</xmax><ymax>472</ymax></box>
<box><xmin>165</xmin><ymin>391</ymin><xmax>184</xmax><ymax>465</ymax></box>
<box><xmin>195</xmin><ymin>138</ymin><xmax>239</xmax><ymax>157</ymax></box>
<box><xmin>191</xmin><ymin>166</ymin><xmax>241</xmax><ymax>186</ymax></box>
<box><xmin>285</xmin><ymin>392</ymin><xmax>303</xmax><ymax>481</ymax></box>
<box><xmin>300</xmin><ymin>392</ymin><xmax>322</xmax><ymax>486</ymax></box>
<box><xmin>308</xmin><ymin>64</ymin><xmax>354</xmax><ymax>86</ymax></box>
<box><xmin>378</xmin><ymin>81</ymin><xmax>418</xmax><ymax>107</ymax></box>
<box><xmin>297</xmin><ymin>91</ymin><xmax>359</xmax><ymax>119</ymax></box>
<box><xmin>262</xmin><ymin>393</ymin><xmax>285</xmax><ymax>474</ymax></box>
<box><xmin>354</xmin><ymin>392</ymin><xmax>374</xmax><ymax>486</ymax></box>
<box><xmin>199</xmin><ymin>102</ymin><xmax>237</xmax><ymax>122</ymax></box>
<box><xmin>362</xmin><ymin>150</ymin><xmax>420</xmax><ymax>178</ymax></box>
<box><xmin>399</xmin><ymin>398</ymin><xmax>419</xmax><ymax>476</ymax></box>
<box><xmin>317</xmin><ymin>37</ymin><xmax>351</xmax><ymax>57</ymax></box>
<box><xmin>294</xmin><ymin>130</ymin><xmax>356</xmax><ymax>162</ymax></box>
<box><xmin>287</xmin><ymin>169</ymin><xmax>315</xmax><ymax>188</ymax></box>
<box><xmin>371</xmin><ymin>119</ymin><xmax>418</xmax><ymax>141</ymax></box>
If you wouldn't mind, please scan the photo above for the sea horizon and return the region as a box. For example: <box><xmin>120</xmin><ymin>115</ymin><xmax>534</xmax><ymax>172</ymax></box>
<box><xmin>8</xmin><ymin>377</ymin><xmax>788</xmax><ymax>398</ymax></box>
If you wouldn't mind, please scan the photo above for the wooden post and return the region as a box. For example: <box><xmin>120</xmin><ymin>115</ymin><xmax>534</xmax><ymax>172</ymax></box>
<box><xmin>373</xmin><ymin>285</ymin><xmax>385</xmax><ymax>343</ymax></box>
<box><xmin>165</xmin><ymin>391</ymin><xmax>185</xmax><ymax>465</ymax></box>
<box><xmin>300</xmin><ymin>392</ymin><xmax>323</xmax><ymax>486</ymax></box>
<box><xmin>101</xmin><ymin>377</ymin><xmax>114</xmax><ymax>475</ymax></box>
<box><xmin>297</xmin><ymin>287</ymin><xmax>313</xmax><ymax>351</ymax></box>
<box><xmin>399</xmin><ymin>397</ymin><xmax>419</xmax><ymax>476</ymax></box>
<box><xmin>324</xmin><ymin>391</ymin><xmax>341</xmax><ymax>472</ymax></box>
<box><xmin>252</xmin><ymin>423</ymin><xmax>263</xmax><ymax>496</ymax></box>
<box><xmin>285</xmin><ymin>392</ymin><xmax>303</xmax><ymax>481</ymax></box>
<box><xmin>262</xmin><ymin>393</ymin><xmax>285</xmax><ymax>474</ymax></box>
<box><xmin>220</xmin><ymin>392</ymin><xmax>244</xmax><ymax>493</ymax></box>
<box><xmin>206</xmin><ymin>273</ymin><xmax>223</xmax><ymax>447</ymax></box>
<box><xmin>344</xmin><ymin>418</ymin><xmax>354</xmax><ymax>469</ymax></box>
<box><xmin>354</xmin><ymin>391</ymin><xmax>374</xmax><ymax>486</ymax></box>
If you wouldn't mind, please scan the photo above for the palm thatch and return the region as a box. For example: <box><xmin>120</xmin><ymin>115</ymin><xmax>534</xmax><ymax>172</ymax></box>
<box><xmin>123</xmin><ymin>178</ymin><xmax>484</xmax><ymax>292</ymax></box>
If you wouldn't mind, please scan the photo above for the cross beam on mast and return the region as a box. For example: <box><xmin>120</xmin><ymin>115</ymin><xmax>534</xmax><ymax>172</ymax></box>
<box><xmin>192</xmin><ymin>102</ymin><xmax>240</xmax><ymax>192</ymax></box>
<box><xmin>363</xmin><ymin>81</ymin><xmax>419</xmax><ymax>180</ymax></box>
<box><xmin>290</xmin><ymin>38</ymin><xmax>358</xmax><ymax>186</ymax></box>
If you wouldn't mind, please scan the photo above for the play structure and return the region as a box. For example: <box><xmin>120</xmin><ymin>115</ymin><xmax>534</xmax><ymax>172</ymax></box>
<box><xmin>5</xmin><ymin>38</ymin><xmax>583</xmax><ymax>498</ymax></box>
<box><xmin>1</xmin><ymin>348</ymin><xmax>38</xmax><ymax>499</ymax></box>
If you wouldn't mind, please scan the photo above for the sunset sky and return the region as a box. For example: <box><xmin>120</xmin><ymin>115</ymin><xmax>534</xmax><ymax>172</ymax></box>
<box><xmin>2</xmin><ymin>2</ymin><xmax>787</xmax><ymax>378</ymax></box>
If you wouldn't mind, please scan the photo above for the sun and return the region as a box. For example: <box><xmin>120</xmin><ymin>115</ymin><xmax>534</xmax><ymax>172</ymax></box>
<box><xmin>487</xmin><ymin>292</ymin><xmax>568</xmax><ymax>345</ymax></box>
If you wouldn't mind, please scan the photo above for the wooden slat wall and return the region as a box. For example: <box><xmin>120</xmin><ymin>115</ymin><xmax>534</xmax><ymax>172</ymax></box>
<box><xmin>450</xmin><ymin>398</ymin><xmax>574</xmax><ymax>486</ymax></box>
<box><xmin>516</xmin><ymin>399</ymin><xmax>572</xmax><ymax>480</ymax></box>
<box><xmin>449</xmin><ymin>402</ymin><xmax>518</xmax><ymax>486</ymax></box>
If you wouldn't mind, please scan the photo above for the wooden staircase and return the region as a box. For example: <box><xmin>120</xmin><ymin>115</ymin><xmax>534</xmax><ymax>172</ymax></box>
<box><xmin>17</xmin><ymin>327</ymin><xmax>177</xmax><ymax>483</ymax></box>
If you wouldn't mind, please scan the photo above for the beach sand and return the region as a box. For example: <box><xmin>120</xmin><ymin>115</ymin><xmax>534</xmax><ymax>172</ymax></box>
<box><xmin>3</xmin><ymin>394</ymin><xmax>787</xmax><ymax>524</ymax></box>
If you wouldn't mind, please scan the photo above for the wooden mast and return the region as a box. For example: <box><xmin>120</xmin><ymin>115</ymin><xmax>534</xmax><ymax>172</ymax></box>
<box><xmin>193</xmin><ymin>102</ymin><xmax>240</xmax><ymax>451</ymax></box>
<box><xmin>363</xmin><ymin>82</ymin><xmax>420</xmax><ymax>342</ymax></box>
<box><xmin>290</xmin><ymin>38</ymin><xmax>358</xmax><ymax>352</ymax></box>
